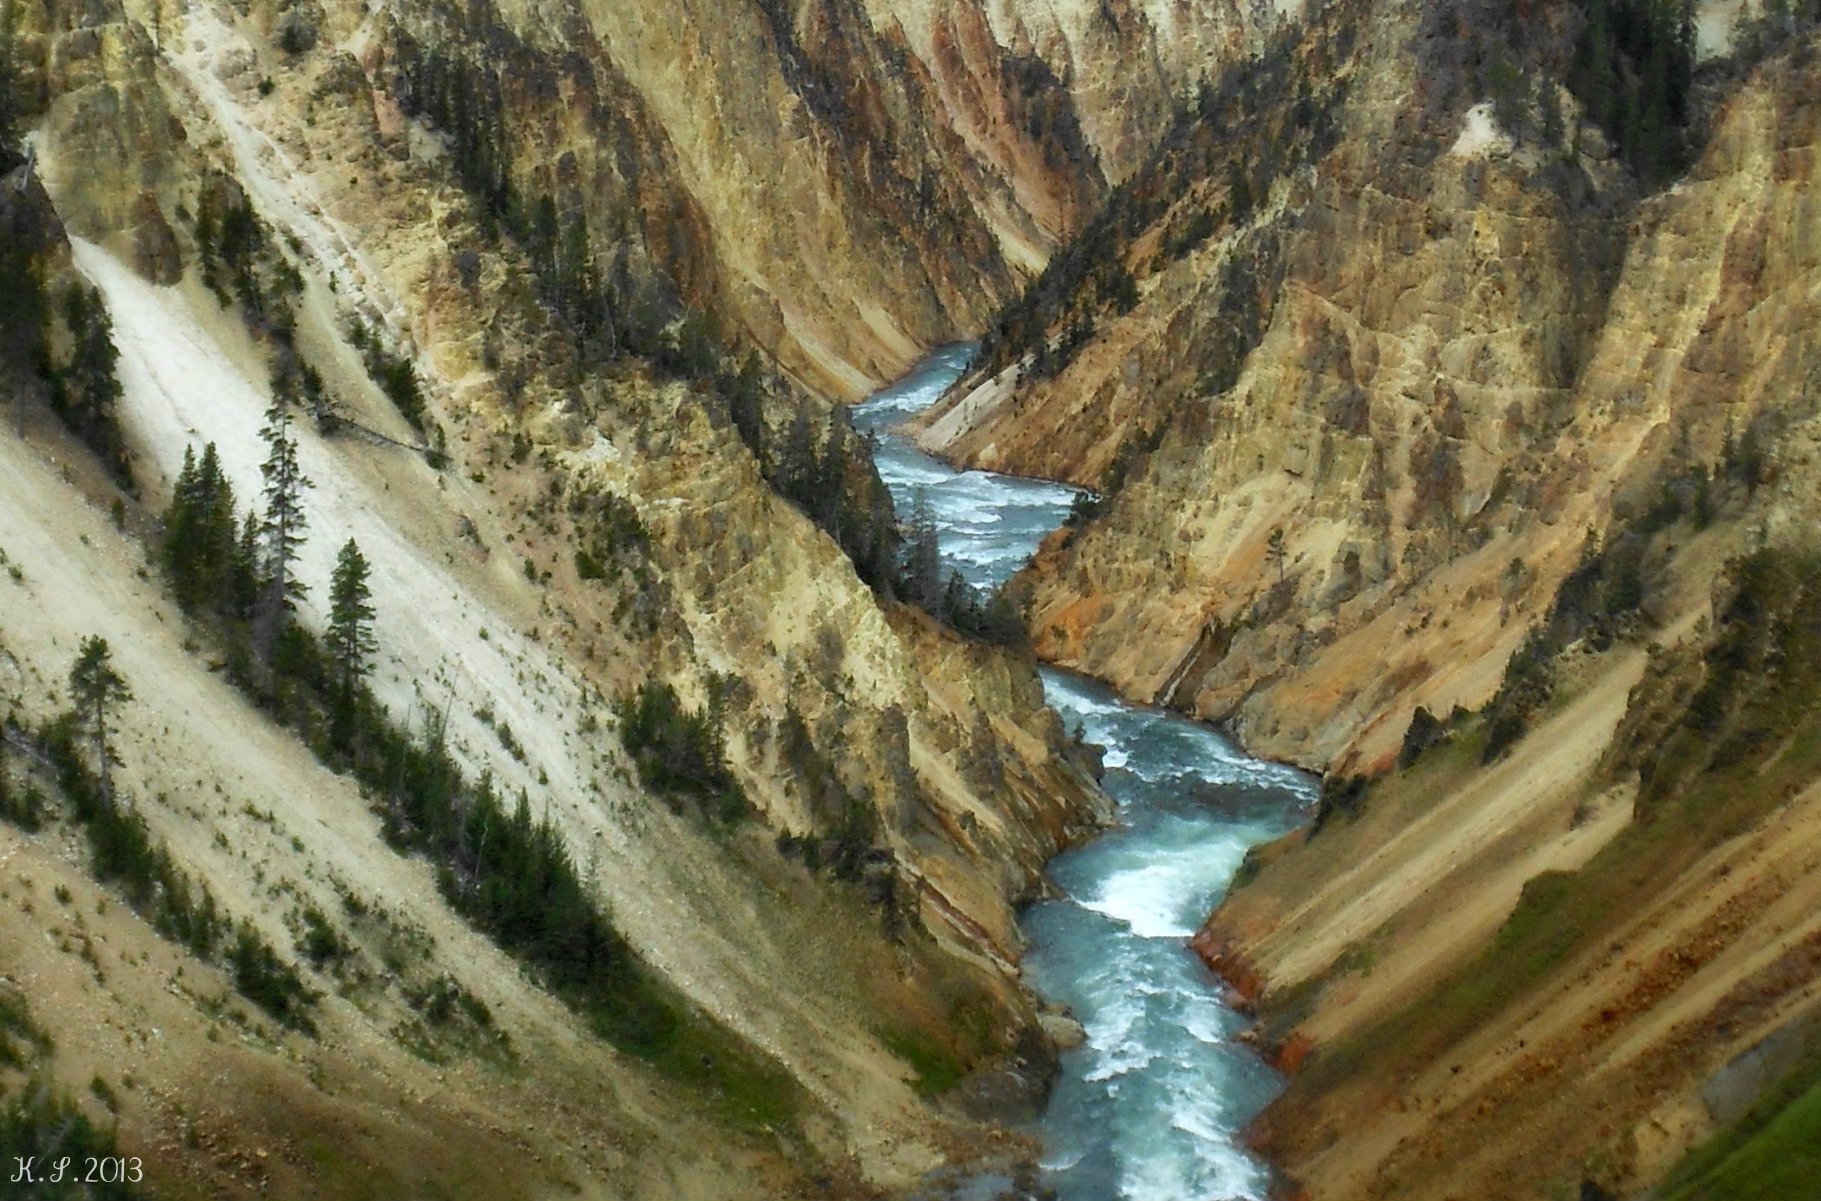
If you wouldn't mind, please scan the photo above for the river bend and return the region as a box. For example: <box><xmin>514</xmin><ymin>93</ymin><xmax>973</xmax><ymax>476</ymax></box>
<box><xmin>855</xmin><ymin>349</ymin><xmax>1317</xmax><ymax>1201</ymax></box>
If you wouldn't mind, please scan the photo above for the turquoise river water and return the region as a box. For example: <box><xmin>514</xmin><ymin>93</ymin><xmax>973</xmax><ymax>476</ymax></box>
<box><xmin>853</xmin><ymin>348</ymin><xmax>1318</xmax><ymax>1201</ymax></box>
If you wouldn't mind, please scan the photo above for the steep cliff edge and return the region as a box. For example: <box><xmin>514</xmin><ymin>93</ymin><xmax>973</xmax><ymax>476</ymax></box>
<box><xmin>0</xmin><ymin>0</ymin><xmax>1131</xmax><ymax>1196</ymax></box>
<box><xmin>916</xmin><ymin>0</ymin><xmax>1821</xmax><ymax>1193</ymax></box>
<box><xmin>915</xmin><ymin>0</ymin><xmax>1818</xmax><ymax>774</ymax></box>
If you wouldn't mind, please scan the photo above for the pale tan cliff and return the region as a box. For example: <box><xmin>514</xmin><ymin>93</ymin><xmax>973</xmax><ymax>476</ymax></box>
<box><xmin>914</xmin><ymin>0</ymin><xmax>1821</xmax><ymax>1193</ymax></box>
<box><xmin>914</xmin><ymin>0</ymin><xmax>1816</xmax><ymax>777</ymax></box>
<box><xmin>0</xmin><ymin>0</ymin><xmax>1127</xmax><ymax>1196</ymax></box>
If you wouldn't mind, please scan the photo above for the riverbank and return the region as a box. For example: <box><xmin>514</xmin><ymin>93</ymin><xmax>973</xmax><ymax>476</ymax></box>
<box><xmin>859</xmin><ymin>350</ymin><xmax>1315</xmax><ymax>1201</ymax></box>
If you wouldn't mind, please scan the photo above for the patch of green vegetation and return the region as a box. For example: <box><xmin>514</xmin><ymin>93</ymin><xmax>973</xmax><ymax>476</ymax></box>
<box><xmin>877</xmin><ymin>1026</ymin><xmax>965</xmax><ymax>1098</ymax></box>
<box><xmin>392</xmin><ymin>975</ymin><xmax>512</xmax><ymax>1068</ymax></box>
<box><xmin>227</xmin><ymin>922</ymin><xmax>319</xmax><ymax>1037</ymax></box>
<box><xmin>1661</xmin><ymin>1047</ymin><xmax>1821</xmax><ymax>1201</ymax></box>
<box><xmin>635</xmin><ymin>1009</ymin><xmax>804</xmax><ymax>1134</ymax></box>
<box><xmin>616</xmin><ymin>681</ymin><xmax>749</xmax><ymax>823</ymax></box>
<box><xmin>296</xmin><ymin>904</ymin><xmax>353</xmax><ymax>971</ymax></box>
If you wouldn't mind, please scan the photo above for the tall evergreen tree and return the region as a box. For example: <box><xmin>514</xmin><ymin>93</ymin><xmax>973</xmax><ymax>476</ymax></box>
<box><xmin>327</xmin><ymin>538</ymin><xmax>377</xmax><ymax>703</ymax></box>
<box><xmin>163</xmin><ymin>443</ymin><xmax>201</xmax><ymax>580</ymax></box>
<box><xmin>812</xmin><ymin>415</ymin><xmax>852</xmax><ymax>538</ymax></box>
<box><xmin>69</xmin><ymin>636</ymin><xmax>131</xmax><ymax>803</ymax></box>
<box><xmin>255</xmin><ymin>401</ymin><xmax>311</xmax><ymax>659</ymax></box>
<box><xmin>776</xmin><ymin>404</ymin><xmax>816</xmax><ymax>499</ymax></box>
<box><xmin>900</xmin><ymin>490</ymin><xmax>943</xmax><ymax>611</ymax></box>
<box><xmin>53</xmin><ymin>285</ymin><xmax>127</xmax><ymax>479</ymax></box>
<box><xmin>163</xmin><ymin>442</ymin><xmax>243</xmax><ymax>614</ymax></box>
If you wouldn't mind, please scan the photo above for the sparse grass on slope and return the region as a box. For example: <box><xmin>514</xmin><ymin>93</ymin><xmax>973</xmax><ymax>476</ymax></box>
<box><xmin>0</xmin><ymin>989</ymin><xmax>147</xmax><ymax>1200</ymax></box>
<box><xmin>1661</xmin><ymin>1049</ymin><xmax>1821</xmax><ymax>1201</ymax></box>
<box><xmin>4</xmin><ymin>716</ymin><xmax>320</xmax><ymax>1036</ymax></box>
<box><xmin>1297</xmin><ymin>549</ymin><xmax>1821</xmax><ymax>1095</ymax></box>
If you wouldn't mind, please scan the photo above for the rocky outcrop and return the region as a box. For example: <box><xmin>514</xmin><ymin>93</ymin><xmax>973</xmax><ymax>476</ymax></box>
<box><xmin>0</xmin><ymin>0</ymin><xmax>1136</xmax><ymax>1196</ymax></box>
<box><xmin>916</xmin><ymin>0</ymin><xmax>1819</xmax><ymax>774</ymax></box>
<box><xmin>912</xmin><ymin>0</ymin><xmax>1821</xmax><ymax>1193</ymax></box>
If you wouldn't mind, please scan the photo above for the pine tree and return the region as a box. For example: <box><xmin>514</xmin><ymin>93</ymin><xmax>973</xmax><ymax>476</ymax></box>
<box><xmin>255</xmin><ymin>401</ymin><xmax>311</xmax><ymax>660</ymax></box>
<box><xmin>812</xmin><ymin>415</ymin><xmax>851</xmax><ymax>537</ymax></box>
<box><xmin>327</xmin><ymin>538</ymin><xmax>377</xmax><ymax>702</ymax></box>
<box><xmin>776</xmin><ymin>404</ymin><xmax>816</xmax><ymax>500</ymax></box>
<box><xmin>69</xmin><ymin>636</ymin><xmax>131</xmax><ymax>803</ymax></box>
<box><xmin>162</xmin><ymin>444</ymin><xmax>203</xmax><ymax>599</ymax></box>
<box><xmin>1266</xmin><ymin>527</ymin><xmax>1287</xmax><ymax>583</ymax></box>
<box><xmin>195</xmin><ymin>443</ymin><xmax>241</xmax><ymax>609</ymax></box>
<box><xmin>900</xmin><ymin>490</ymin><xmax>943</xmax><ymax>611</ymax></box>
<box><xmin>163</xmin><ymin>442</ymin><xmax>243</xmax><ymax>613</ymax></box>
<box><xmin>941</xmin><ymin>569</ymin><xmax>973</xmax><ymax>628</ymax></box>
<box><xmin>556</xmin><ymin>213</ymin><xmax>598</xmax><ymax>330</ymax></box>
<box><xmin>53</xmin><ymin>285</ymin><xmax>127</xmax><ymax>479</ymax></box>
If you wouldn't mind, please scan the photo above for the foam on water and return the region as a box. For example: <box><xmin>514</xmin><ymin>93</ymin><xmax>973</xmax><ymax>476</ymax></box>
<box><xmin>861</xmin><ymin>350</ymin><xmax>1315</xmax><ymax>1201</ymax></box>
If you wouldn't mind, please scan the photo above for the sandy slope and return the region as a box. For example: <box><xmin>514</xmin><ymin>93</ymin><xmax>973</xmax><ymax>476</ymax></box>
<box><xmin>0</xmin><ymin>418</ymin><xmax>772</xmax><ymax>1200</ymax></box>
<box><xmin>1249</xmin><ymin>651</ymin><xmax>1644</xmax><ymax>1030</ymax></box>
<box><xmin>66</xmin><ymin>224</ymin><xmax>970</xmax><ymax>1177</ymax></box>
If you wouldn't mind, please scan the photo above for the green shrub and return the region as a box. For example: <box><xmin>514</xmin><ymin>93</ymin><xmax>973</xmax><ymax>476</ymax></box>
<box><xmin>0</xmin><ymin>1081</ymin><xmax>145</xmax><ymax>1199</ymax></box>
<box><xmin>0</xmin><ymin>986</ymin><xmax>52</xmax><ymax>1069</ymax></box>
<box><xmin>297</xmin><ymin>905</ymin><xmax>351</xmax><ymax>969</ymax></box>
<box><xmin>228</xmin><ymin>922</ymin><xmax>319</xmax><ymax>1035</ymax></box>
<box><xmin>616</xmin><ymin>682</ymin><xmax>748</xmax><ymax>823</ymax></box>
<box><xmin>1310</xmin><ymin>773</ymin><xmax>1368</xmax><ymax>834</ymax></box>
<box><xmin>1398</xmin><ymin>706</ymin><xmax>1447</xmax><ymax>769</ymax></box>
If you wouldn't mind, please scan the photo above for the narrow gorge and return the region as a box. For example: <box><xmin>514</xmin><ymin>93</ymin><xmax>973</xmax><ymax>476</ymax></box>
<box><xmin>2</xmin><ymin>0</ymin><xmax>1820</xmax><ymax>1199</ymax></box>
<box><xmin>857</xmin><ymin>349</ymin><xmax>1315</xmax><ymax>1200</ymax></box>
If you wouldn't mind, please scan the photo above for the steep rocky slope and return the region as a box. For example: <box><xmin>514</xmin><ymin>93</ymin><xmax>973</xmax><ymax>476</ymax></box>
<box><xmin>153</xmin><ymin>0</ymin><xmax>1286</xmax><ymax>407</ymax></box>
<box><xmin>917</xmin><ymin>0</ymin><xmax>1819</xmax><ymax>771</ymax></box>
<box><xmin>917</xmin><ymin>0</ymin><xmax>1644</xmax><ymax>769</ymax></box>
<box><xmin>915</xmin><ymin>0</ymin><xmax>1821</xmax><ymax>1194</ymax></box>
<box><xmin>362</xmin><ymin>0</ymin><xmax>1288</xmax><ymax>399</ymax></box>
<box><xmin>0</xmin><ymin>0</ymin><xmax>1165</xmax><ymax>1196</ymax></box>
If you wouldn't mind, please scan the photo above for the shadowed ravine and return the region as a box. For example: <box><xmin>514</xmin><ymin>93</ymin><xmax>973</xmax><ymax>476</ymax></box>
<box><xmin>856</xmin><ymin>350</ymin><xmax>1318</xmax><ymax>1201</ymax></box>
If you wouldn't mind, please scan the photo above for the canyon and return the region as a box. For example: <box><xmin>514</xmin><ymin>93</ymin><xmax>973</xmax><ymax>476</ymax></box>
<box><xmin>3</xmin><ymin>0</ymin><xmax>1820</xmax><ymax>1198</ymax></box>
<box><xmin>912</xmin><ymin>0</ymin><xmax>1821</xmax><ymax>1195</ymax></box>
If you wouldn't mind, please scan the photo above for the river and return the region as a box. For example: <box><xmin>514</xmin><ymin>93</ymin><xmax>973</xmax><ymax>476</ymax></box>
<box><xmin>853</xmin><ymin>347</ymin><xmax>1318</xmax><ymax>1201</ymax></box>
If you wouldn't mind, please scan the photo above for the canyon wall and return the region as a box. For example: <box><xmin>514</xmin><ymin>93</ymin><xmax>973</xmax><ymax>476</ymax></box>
<box><xmin>916</xmin><ymin>0</ymin><xmax>1821</xmax><ymax>1193</ymax></box>
<box><xmin>0</xmin><ymin>0</ymin><xmax>1170</xmax><ymax>1195</ymax></box>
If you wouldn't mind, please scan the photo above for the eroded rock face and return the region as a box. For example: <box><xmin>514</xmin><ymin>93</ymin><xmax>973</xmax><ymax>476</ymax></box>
<box><xmin>918</xmin><ymin>0</ymin><xmax>1821</xmax><ymax>775</ymax></box>
<box><xmin>351</xmin><ymin>0</ymin><xmax>1286</xmax><ymax>401</ymax></box>
<box><xmin>919</xmin><ymin>1</ymin><xmax>1821</xmax><ymax>1195</ymax></box>
<box><xmin>0</xmin><ymin>0</ymin><xmax>1156</xmax><ymax>1195</ymax></box>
